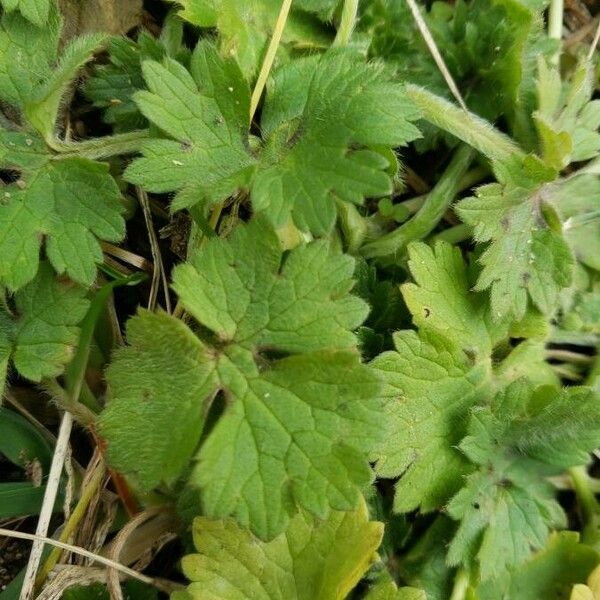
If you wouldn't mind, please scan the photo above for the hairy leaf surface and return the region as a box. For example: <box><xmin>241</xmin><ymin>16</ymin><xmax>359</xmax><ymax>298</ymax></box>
<box><xmin>0</xmin><ymin>133</ymin><xmax>125</xmax><ymax>289</ymax></box>
<box><xmin>126</xmin><ymin>43</ymin><xmax>421</xmax><ymax>234</ymax></box>
<box><xmin>174</xmin><ymin>501</ymin><xmax>383</xmax><ymax>600</ymax></box>
<box><xmin>165</xmin><ymin>0</ymin><xmax>333</xmax><ymax>76</ymax></box>
<box><xmin>101</xmin><ymin>218</ymin><xmax>382</xmax><ymax>539</ymax></box>
<box><xmin>457</xmin><ymin>155</ymin><xmax>574</xmax><ymax>321</ymax></box>
<box><xmin>372</xmin><ymin>241</ymin><xmax>555</xmax><ymax>513</ymax></box>
<box><xmin>0</xmin><ymin>263</ymin><xmax>88</xmax><ymax>382</ymax></box>
<box><xmin>448</xmin><ymin>379</ymin><xmax>600</xmax><ymax>579</ymax></box>
<box><xmin>0</xmin><ymin>0</ymin><xmax>50</xmax><ymax>27</ymax></box>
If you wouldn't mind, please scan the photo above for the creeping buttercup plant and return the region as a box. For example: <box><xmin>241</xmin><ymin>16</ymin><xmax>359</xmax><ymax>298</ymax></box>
<box><xmin>1</xmin><ymin>0</ymin><xmax>600</xmax><ymax>598</ymax></box>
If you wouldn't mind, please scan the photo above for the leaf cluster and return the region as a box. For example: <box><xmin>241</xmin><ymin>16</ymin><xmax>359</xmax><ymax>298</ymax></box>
<box><xmin>1</xmin><ymin>0</ymin><xmax>600</xmax><ymax>598</ymax></box>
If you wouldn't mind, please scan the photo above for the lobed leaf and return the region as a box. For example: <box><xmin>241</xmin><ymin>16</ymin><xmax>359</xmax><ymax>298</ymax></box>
<box><xmin>175</xmin><ymin>500</ymin><xmax>383</xmax><ymax>600</ymax></box>
<box><xmin>448</xmin><ymin>379</ymin><xmax>600</xmax><ymax>579</ymax></box>
<box><xmin>101</xmin><ymin>218</ymin><xmax>382</xmax><ymax>539</ymax></box>
<box><xmin>457</xmin><ymin>155</ymin><xmax>574</xmax><ymax>321</ymax></box>
<box><xmin>126</xmin><ymin>43</ymin><xmax>421</xmax><ymax>235</ymax></box>
<box><xmin>0</xmin><ymin>139</ymin><xmax>125</xmax><ymax>289</ymax></box>
<box><xmin>0</xmin><ymin>0</ymin><xmax>51</xmax><ymax>26</ymax></box>
<box><xmin>0</xmin><ymin>263</ymin><xmax>89</xmax><ymax>382</ymax></box>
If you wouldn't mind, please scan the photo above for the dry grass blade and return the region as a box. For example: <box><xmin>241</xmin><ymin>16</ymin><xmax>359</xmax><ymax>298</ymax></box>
<box><xmin>35</xmin><ymin>458</ymin><xmax>107</xmax><ymax>588</ymax></box>
<box><xmin>19</xmin><ymin>412</ymin><xmax>73</xmax><ymax>600</ymax></box>
<box><xmin>405</xmin><ymin>0</ymin><xmax>468</xmax><ymax>110</ymax></box>
<box><xmin>588</xmin><ymin>17</ymin><xmax>600</xmax><ymax>59</ymax></box>
<box><xmin>74</xmin><ymin>450</ymin><xmax>114</xmax><ymax>560</ymax></box>
<box><xmin>0</xmin><ymin>528</ymin><xmax>177</xmax><ymax>593</ymax></box>
<box><xmin>105</xmin><ymin>506</ymin><xmax>169</xmax><ymax>600</ymax></box>
<box><xmin>137</xmin><ymin>187</ymin><xmax>171</xmax><ymax>313</ymax></box>
<box><xmin>100</xmin><ymin>241</ymin><xmax>153</xmax><ymax>272</ymax></box>
<box><xmin>100</xmin><ymin>509</ymin><xmax>177</xmax><ymax>566</ymax></box>
<box><xmin>36</xmin><ymin>566</ymin><xmax>117</xmax><ymax>600</ymax></box>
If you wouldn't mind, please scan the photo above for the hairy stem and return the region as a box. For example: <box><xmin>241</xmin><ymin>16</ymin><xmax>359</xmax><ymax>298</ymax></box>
<box><xmin>333</xmin><ymin>0</ymin><xmax>359</xmax><ymax>46</ymax></box>
<box><xmin>449</xmin><ymin>568</ymin><xmax>470</xmax><ymax>600</ymax></box>
<box><xmin>400</xmin><ymin>165</ymin><xmax>489</xmax><ymax>215</ymax></box>
<box><xmin>434</xmin><ymin>222</ymin><xmax>473</xmax><ymax>244</ymax></box>
<box><xmin>570</xmin><ymin>466</ymin><xmax>600</xmax><ymax>547</ymax></box>
<box><xmin>407</xmin><ymin>85</ymin><xmax>525</xmax><ymax>161</ymax></box>
<box><xmin>48</xmin><ymin>130</ymin><xmax>149</xmax><ymax>160</ymax></box>
<box><xmin>361</xmin><ymin>145</ymin><xmax>474</xmax><ymax>258</ymax></box>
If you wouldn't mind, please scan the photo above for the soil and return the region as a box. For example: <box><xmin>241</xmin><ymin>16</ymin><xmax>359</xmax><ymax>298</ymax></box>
<box><xmin>0</xmin><ymin>537</ymin><xmax>28</xmax><ymax>591</ymax></box>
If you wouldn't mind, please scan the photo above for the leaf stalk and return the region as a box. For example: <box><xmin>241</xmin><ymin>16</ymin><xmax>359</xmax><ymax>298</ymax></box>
<box><xmin>361</xmin><ymin>144</ymin><xmax>474</xmax><ymax>258</ymax></box>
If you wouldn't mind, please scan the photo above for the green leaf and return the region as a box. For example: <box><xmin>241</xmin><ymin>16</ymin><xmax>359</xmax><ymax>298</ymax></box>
<box><xmin>456</xmin><ymin>155</ymin><xmax>574</xmax><ymax>321</ymax></box>
<box><xmin>195</xmin><ymin>350</ymin><xmax>381</xmax><ymax>539</ymax></box>
<box><xmin>101</xmin><ymin>218</ymin><xmax>382</xmax><ymax>539</ymax></box>
<box><xmin>571</xmin><ymin>563</ymin><xmax>600</xmax><ymax>600</ymax></box>
<box><xmin>84</xmin><ymin>30</ymin><xmax>185</xmax><ymax>132</ymax></box>
<box><xmin>25</xmin><ymin>32</ymin><xmax>108</xmax><ymax>139</ymax></box>
<box><xmin>535</xmin><ymin>60</ymin><xmax>600</xmax><ymax>169</ymax></box>
<box><xmin>0</xmin><ymin>6</ymin><xmax>106</xmax><ymax>136</ymax></box>
<box><xmin>165</xmin><ymin>0</ymin><xmax>332</xmax><ymax>76</ymax></box>
<box><xmin>0</xmin><ymin>8</ymin><xmax>60</xmax><ymax>108</ymax></box>
<box><xmin>560</xmin><ymin>272</ymin><xmax>600</xmax><ymax>334</ymax></box>
<box><xmin>372</xmin><ymin>241</ymin><xmax>558</xmax><ymax>513</ymax></box>
<box><xmin>353</xmin><ymin>259</ymin><xmax>408</xmax><ymax>358</ymax></box>
<box><xmin>124</xmin><ymin>43</ymin><xmax>256</xmax><ymax>213</ymax></box>
<box><xmin>253</xmin><ymin>51</ymin><xmax>421</xmax><ymax>234</ymax></box>
<box><xmin>102</xmin><ymin>311</ymin><xmax>219</xmax><ymax>491</ymax></box>
<box><xmin>0</xmin><ymin>406</ymin><xmax>53</xmax><ymax>469</ymax></box>
<box><xmin>478</xmin><ymin>532</ymin><xmax>599</xmax><ymax>599</ymax></box>
<box><xmin>400</xmin><ymin>241</ymin><xmax>503</xmax><ymax>359</ymax></box>
<box><xmin>400</xmin><ymin>517</ymin><xmax>457</xmax><ymax>600</ymax></box>
<box><xmin>0</xmin><ymin>135</ymin><xmax>126</xmax><ymax>290</ymax></box>
<box><xmin>550</xmin><ymin>175</ymin><xmax>600</xmax><ymax>272</ymax></box>
<box><xmin>125</xmin><ymin>44</ymin><xmax>421</xmax><ymax>235</ymax></box>
<box><xmin>447</xmin><ymin>379</ymin><xmax>600</xmax><ymax>579</ymax></box>
<box><xmin>372</xmin><ymin>329</ymin><xmax>486</xmax><ymax>513</ymax></box>
<box><xmin>173</xmin><ymin>217</ymin><xmax>368</xmax><ymax>353</ymax></box>
<box><xmin>0</xmin><ymin>264</ymin><xmax>89</xmax><ymax>381</ymax></box>
<box><xmin>0</xmin><ymin>0</ymin><xmax>50</xmax><ymax>28</ymax></box>
<box><xmin>177</xmin><ymin>500</ymin><xmax>383</xmax><ymax>600</ymax></box>
<box><xmin>0</xmin><ymin>482</ymin><xmax>46</xmax><ymax>518</ymax></box>
<box><xmin>371</xmin><ymin>242</ymin><xmax>493</xmax><ymax>512</ymax></box>
<box><xmin>364</xmin><ymin>581</ymin><xmax>427</xmax><ymax>600</ymax></box>
<box><xmin>361</xmin><ymin>0</ymin><xmax>553</xmax><ymax>148</ymax></box>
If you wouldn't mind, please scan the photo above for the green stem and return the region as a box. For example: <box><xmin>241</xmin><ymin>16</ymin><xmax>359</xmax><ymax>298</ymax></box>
<box><xmin>434</xmin><ymin>222</ymin><xmax>473</xmax><ymax>244</ymax></box>
<box><xmin>400</xmin><ymin>165</ymin><xmax>489</xmax><ymax>215</ymax></box>
<box><xmin>548</xmin><ymin>0</ymin><xmax>564</xmax><ymax>65</ymax></box>
<box><xmin>407</xmin><ymin>85</ymin><xmax>525</xmax><ymax>162</ymax></box>
<box><xmin>41</xmin><ymin>379</ymin><xmax>96</xmax><ymax>426</ymax></box>
<box><xmin>65</xmin><ymin>273</ymin><xmax>145</xmax><ymax>400</ymax></box>
<box><xmin>361</xmin><ymin>145</ymin><xmax>474</xmax><ymax>258</ymax></box>
<box><xmin>570</xmin><ymin>466</ymin><xmax>600</xmax><ymax>547</ymax></box>
<box><xmin>48</xmin><ymin>130</ymin><xmax>149</xmax><ymax>160</ymax></box>
<box><xmin>586</xmin><ymin>350</ymin><xmax>600</xmax><ymax>392</ymax></box>
<box><xmin>333</xmin><ymin>0</ymin><xmax>359</xmax><ymax>46</ymax></box>
<box><xmin>449</xmin><ymin>568</ymin><xmax>470</xmax><ymax>600</ymax></box>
